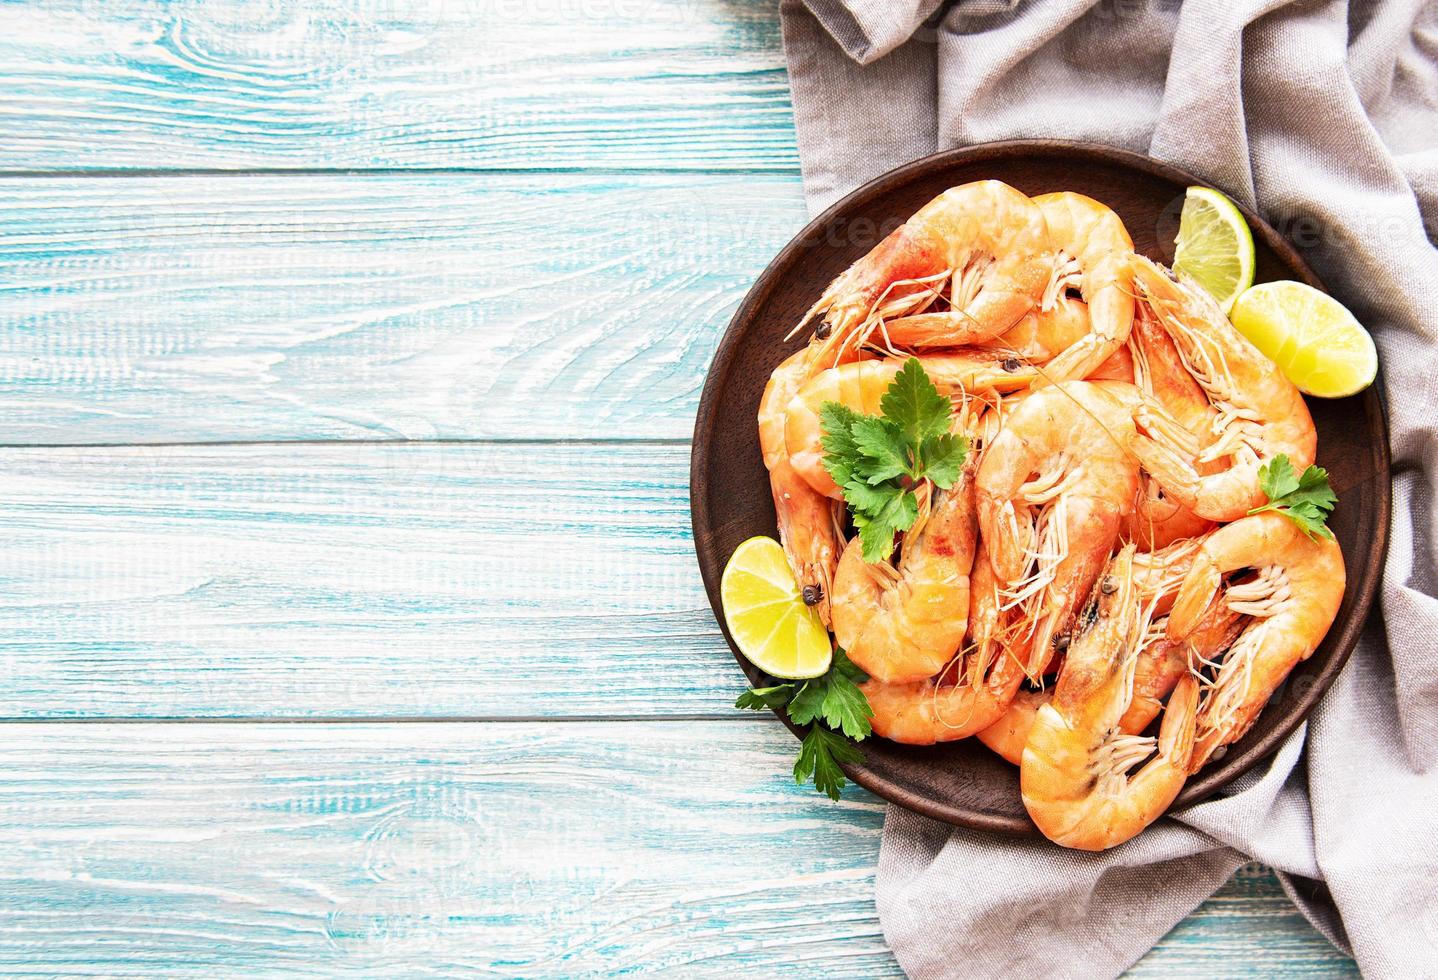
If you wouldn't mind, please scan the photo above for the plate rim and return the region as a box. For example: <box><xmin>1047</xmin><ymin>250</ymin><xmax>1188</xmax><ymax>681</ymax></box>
<box><xmin>690</xmin><ymin>138</ymin><xmax>1392</xmax><ymax>834</ymax></box>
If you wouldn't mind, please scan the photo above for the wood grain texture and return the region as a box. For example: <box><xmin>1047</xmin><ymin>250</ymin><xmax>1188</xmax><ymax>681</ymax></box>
<box><xmin>0</xmin><ymin>0</ymin><xmax>797</xmax><ymax>173</ymax></box>
<box><xmin>0</xmin><ymin>174</ymin><xmax>804</xmax><ymax>444</ymax></box>
<box><xmin>0</xmin><ymin>721</ymin><xmax>1353</xmax><ymax>977</ymax></box>
<box><xmin>0</xmin><ymin>442</ymin><xmax>730</xmax><ymax>718</ymax></box>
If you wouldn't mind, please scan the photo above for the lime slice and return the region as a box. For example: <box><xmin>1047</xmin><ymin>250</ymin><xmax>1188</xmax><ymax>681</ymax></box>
<box><xmin>721</xmin><ymin>536</ymin><xmax>831</xmax><ymax>680</ymax></box>
<box><xmin>1230</xmin><ymin>281</ymin><xmax>1377</xmax><ymax>397</ymax></box>
<box><xmin>1172</xmin><ymin>186</ymin><xmax>1256</xmax><ymax>314</ymax></box>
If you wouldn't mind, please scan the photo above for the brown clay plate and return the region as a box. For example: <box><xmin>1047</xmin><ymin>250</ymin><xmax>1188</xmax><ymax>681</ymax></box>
<box><xmin>689</xmin><ymin>140</ymin><xmax>1390</xmax><ymax>834</ymax></box>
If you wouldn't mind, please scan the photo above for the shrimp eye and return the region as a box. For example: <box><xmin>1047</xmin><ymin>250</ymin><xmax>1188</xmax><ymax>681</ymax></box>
<box><xmin>1001</xmin><ymin>357</ymin><xmax>1021</xmax><ymax>372</ymax></box>
<box><xmin>802</xmin><ymin>584</ymin><xmax>824</xmax><ymax>606</ymax></box>
<box><xmin>814</xmin><ymin>321</ymin><xmax>833</xmax><ymax>340</ymax></box>
<box><xmin>1100</xmin><ymin>576</ymin><xmax>1118</xmax><ymax>595</ymax></box>
<box><xmin>1053</xmin><ymin>632</ymin><xmax>1071</xmax><ymax>653</ymax></box>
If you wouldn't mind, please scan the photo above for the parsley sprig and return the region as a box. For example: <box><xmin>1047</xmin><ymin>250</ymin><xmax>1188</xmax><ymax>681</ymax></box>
<box><xmin>1249</xmin><ymin>454</ymin><xmax>1337</xmax><ymax>539</ymax></box>
<box><xmin>735</xmin><ymin>648</ymin><xmax>872</xmax><ymax>800</ymax></box>
<box><xmin>819</xmin><ymin>357</ymin><xmax>968</xmax><ymax>563</ymax></box>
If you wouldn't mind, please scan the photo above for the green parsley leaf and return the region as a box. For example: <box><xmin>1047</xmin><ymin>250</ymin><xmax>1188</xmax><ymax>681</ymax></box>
<box><xmin>849</xmin><ymin>416</ymin><xmax>911</xmax><ymax>484</ymax></box>
<box><xmin>918</xmin><ymin>432</ymin><xmax>968</xmax><ymax>490</ymax></box>
<box><xmin>785</xmin><ymin>648</ymin><xmax>873</xmax><ymax>739</ymax></box>
<box><xmin>818</xmin><ymin>358</ymin><xmax>968</xmax><ymax>566</ymax></box>
<box><xmin>794</xmin><ymin>724</ymin><xmax>865</xmax><ymax>801</ymax></box>
<box><xmin>819</xmin><ymin>402</ymin><xmax>865</xmax><ymax>488</ymax></box>
<box><xmin>881</xmin><ymin>356</ymin><xmax>954</xmax><ymax>445</ymax></box>
<box><xmin>852</xmin><ymin>489</ymin><xmax>918</xmax><ymax>563</ymax></box>
<box><xmin>1249</xmin><ymin>454</ymin><xmax>1338</xmax><ymax>540</ymax></box>
<box><xmin>830</xmin><ymin>647</ymin><xmax>869</xmax><ymax>686</ymax></box>
<box><xmin>735</xmin><ymin>685</ymin><xmax>795</xmax><ymax>712</ymax></box>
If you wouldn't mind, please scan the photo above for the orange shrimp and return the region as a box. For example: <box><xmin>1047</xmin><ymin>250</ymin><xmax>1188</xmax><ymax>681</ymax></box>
<box><xmin>1128</xmin><ymin>257</ymin><xmax>1317</xmax><ymax>522</ymax></box>
<box><xmin>1168</xmin><ymin>512</ymin><xmax>1345</xmax><ymax>769</ymax></box>
<box><xmin>976</xmin><ymin>381</ymin><xmax>1141</xmax><ymax>676</ymax></box>
<box><xmin>1027</xmin><ymin>192</ymin><xmax>1137</xmax><ymax>383</ymax></box>
<box><xmin>978</xmin><ymin>552</ymin><xmax>1236</xmax><ymax>766</ymax></box>
<box><xmin>862</xmin><ymin>650</ymin><xmax>1027</xmax><ymax>745</ymax></box>
<box><xmin>1121</xmin><ymin>301</ymin><xmax>1215</xmax><ymax>549</ymax></box>
<box><xmin>758</xmin><ymin>348</ymin><xmax>844</xmax><ymax>624</ymax></box>
<box><xmin>976</xmin><ymin>688</ymin><xmax>1048</xmax><ymax>764</ymax></box>
<box><xmin>1020</xmin><ymin>546</ymin><xmax>1199</xmax><ymax>850</ymax></box>
<box><xmin>831</xmin><ymin>463</ymin><xmax>978</xmax><ymax>685</ymax></box>
<box><xmin>798</xmin><ymin>181</ymin><xmax>1053</xmax><ymax>352</ymax></box>
<box><xmin>988</xmin><ymin>294</ymin><xmax>1090</xmax><ymax>363</ymax></box>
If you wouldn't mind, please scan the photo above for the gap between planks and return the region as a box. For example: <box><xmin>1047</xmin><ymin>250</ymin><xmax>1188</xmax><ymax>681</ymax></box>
<box><xmin>0</xmin><ymin>437</ymin><xmax>695</xmax><ymax>449</ymax></box>
<box><xmin>0</xmin><ymin>713</ymin><xmax>762</xmax><ymax>725</ymax></box>
<box><xmin>0</xmin><ymin>167</ymin><xmax>802</xmax><ymax>178</ymax></box>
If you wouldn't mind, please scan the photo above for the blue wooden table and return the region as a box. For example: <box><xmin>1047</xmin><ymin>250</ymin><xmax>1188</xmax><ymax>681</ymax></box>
<box><xmin>0</xmin><ymin>1</ymin><xmax>1357</xmax><ymax>974</ymax></box>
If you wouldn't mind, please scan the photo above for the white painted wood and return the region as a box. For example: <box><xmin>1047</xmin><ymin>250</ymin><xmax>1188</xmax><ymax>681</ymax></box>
<box><xmin>0</xmin><ymin>721</ymin><xmax>1351</xmax><ymax>977</ymax></box>
<box><xmin>0</xmin><ymin>442</ymin><xmax>738</xmax><ymax>718</ymax></box>
<box><xmin>0</xmin><ymin>720</ymin><xmax>889</xmax><ymax>976</ymax></box>
<box><xmin>0</xmin><ymin>0</ymin><xmax>797</xmax><ymax>172</ymax></box>
<box><xmin>0</xmin><ymin>174</ymin><xmax>805</xmax><ymax>444</ymax></box>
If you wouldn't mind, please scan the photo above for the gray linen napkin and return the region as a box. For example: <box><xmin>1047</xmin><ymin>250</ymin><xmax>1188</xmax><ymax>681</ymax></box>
<box><xmin>779</xmin><ymin>1</ymin><xmax>1438</xmax><ymax>976</ymax></box>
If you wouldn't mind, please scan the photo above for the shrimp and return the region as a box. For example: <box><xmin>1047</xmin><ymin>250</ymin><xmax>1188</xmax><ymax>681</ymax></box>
<box><xmin>987</xmin><ymin>294</ymin><xmax>1090</xmax><ymax>363</ymax></box>
<box><xmin>1086</xmin><ymin>344</ymin><xmax>1134</xmax><ymax>383</ymax></box>
<box><xmin>977</xmin><ymin>557</ymin><xmax>1237</xmax><ymax>766</ymax></box>
<box><xmin>1026</xmin><ymin>192</ymin><xmax>1137</xmax><ymax>384</ymax></box>
<box><xmin>1120</xmin><ymin>603</ymin><xmax>1243</xmax><ymax>735</ymax></box>
<box><xmin>976</xmin><ymin>381</ymin><xmax>1141</xmax><ymax>676</ymax></box>
<box><xmin>758</xmin><ymin>348</ymin><xmax>844</xmax><ymax>624</ymax></box>
<box><xmin>1122</xmin><ymin>301</ymin><xmax>1215</xmax><ymax>549</ymax></box>
<box><xmin>976</xmin><ymin>688</ymin><xmax>1048</xmax><ymax>764</ymax></box>
<box><xmin>784</xmin><ymin>353</ymin><xmax>1037</xmax><ymax>500</ymax></box>
<box><xmin>797</xmin><ymin>181</ymin><xmax>1053</xmax><ymax>353</ymax></box>
<box><xmin>1131</xmin><ymin>534</ymin><xmax>1208</xmax><ymax>616</ymax></box>
<box><xmin>862</xmin><ymin>500</ymin><xmax>1030</xmax><ymax>747</ymax></box>
<box><xmin>831</xmin><ymin>462</ymin><xmax>978</xmax><ymax>684</ymax></box>
<box><xmin>862</xmin><ymin>651</ymin><xmax>1027</xmax><ymax>745</ymax></box>
<box><xmin>1020</xmin><ymin>545</ymin><xmax>1199</xmax><ymax>850</ymax></box>
<box><xmin>1128</xmin><ymin>256</ymin><xmax>1317</xmax><ymax>521</ymax></box>
<box><xmin>1167</xmin><ymin>512</ymin><xmax>1345</xmax><ymax>769</ymax></box>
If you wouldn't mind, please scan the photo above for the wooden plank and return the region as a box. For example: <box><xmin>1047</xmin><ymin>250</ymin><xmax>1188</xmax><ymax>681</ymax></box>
<box><xmin>0</xmin><ymin>173</ymin><xmax>805</xmax><ymax>444</ymax></box>
<box><xmin>0</xmin><ymin>720</ymin><xmax>1349</xmax><ymax>976</ymax></box>
<box><xmin>0</xmin><ymin>720</ymin><xmax>889</xmax><ymax>976</ymax></box>
<box><xmin>0</xmin><ymin>0</ymin><xmax>796</xmax><ymax>173</ymax></box>
<box><xmin>0</xmin><ymin>442</ymin><xmax>739</xmax><ymax>719</ymax></box>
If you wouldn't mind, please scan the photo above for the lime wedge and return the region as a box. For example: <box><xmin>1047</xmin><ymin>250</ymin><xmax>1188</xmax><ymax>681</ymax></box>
<box><xmin>721</xmin><ymin>536</ymin><xmax>831</xmax><ymax>680</ymax></box>
<box><xmin>1230</xmin><ymin>281</ymin><xmax>1377</xmax><ymax>397</ymax></box>
<box><xmin>1172</xmin><ymin>186</ymin><xmax>1256</xmax><ymax>314</ymax></box>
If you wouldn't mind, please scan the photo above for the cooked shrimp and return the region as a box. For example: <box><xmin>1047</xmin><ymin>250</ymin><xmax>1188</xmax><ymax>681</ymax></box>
<box><xmin>785</xmin><ymin>353</ymin><xmax>1037</xmax><ymax>500</ymax></box>
<box><xmin>976</xmin><ymin>688</ymin><xmax>1048</xmax><ymax>764</ymax></box>
<box><xmin>1086</xmin><ymin>344</ymin><xmax>1134</xmax><ymax>383</ymax></box>
<box><xmin>1128</xmin><ymin>256</ymin><xmax>1317</xmax><ymax>521</ymax></box>
<box><xmin>1025</xmin><ymin>192</ymin><xmax>1136</xmax><ymax>384</ymax></box>
<box><xmin>1021</xmin><ymin>546</ymin><xmax>1199</xmax><ymax>850</ymax></box>
<box><xmin>862</xmin><ymin>651</ymin><xmax>1027</xmax><ymax>745</ymax></box>
<box><xmin>797</xmin><ymin>181</ymin><xmax>1052</xmax><ymax>352</ymax></box>
<box><xmin>759</xmin><ymin>348</ymin><xmax>844</xmax><ymax>625</ymax></box>
<box><xmin>978</xmin><ymin>560</ymin><xmax>1236</xmax><ymax>766</ymax></box>
<box><xmin>1131</xmin><ymin>534</ymin><xmax>1208</xmax><ymax>616</ymax></box>
<box><xmin>1122</xmin><ymin>301</ymin><xmax>1215</xmax><ymax>549</ymax></box>
<box><xmin>1167</xmin><ymin>512</ymin><xmax>1345</xmax><ymax>769</ymax></box>
<box><xmin>987</xmin><ymin>294</ymin><xmax>1090</xmax><ymax>363</ymax></box>
<box><xmin>1120</xmin><ymin>604</ymin><xmax>1243</xmax><ymax>735</ymax></box>
<box><xmin>976</xmin><ymin>381</ymin><xmax>1141</xmax><ymax>676</ymax></box>
<box><xmin>832</xmin><ymin>463</ymin><xmax>978</xmax><ymax>684</ymax></box>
